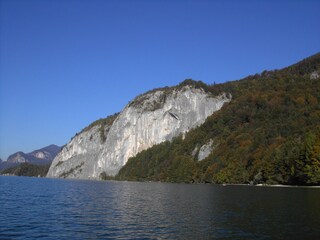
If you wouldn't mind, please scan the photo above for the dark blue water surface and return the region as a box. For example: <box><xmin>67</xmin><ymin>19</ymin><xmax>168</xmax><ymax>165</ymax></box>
<box><xmin>0</xmin><ymin>176</ymin><xmax>319</xmax><ymax>239</ymax></box>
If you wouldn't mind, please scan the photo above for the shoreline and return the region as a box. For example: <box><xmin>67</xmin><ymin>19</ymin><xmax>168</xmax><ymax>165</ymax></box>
<box><xmin>2</xmin><ymin>174</ymin><xmax>320</xmax><ymax>188</ymax></box>
<box><xmin>221</xmin><ymin>183</ymin><xmax>320</xmax><ymax>188</ymax></box>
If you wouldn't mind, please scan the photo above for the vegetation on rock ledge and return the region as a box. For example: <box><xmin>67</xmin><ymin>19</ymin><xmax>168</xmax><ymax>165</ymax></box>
<box><xmin>128</xmin><ymin>79</ymin><xmax>213</xmax><ymax>111</ymax></box>
<box><xmin>59</xmin><ymin>162</ymin><xmax>84</xmax><ymax>178</ymax></box>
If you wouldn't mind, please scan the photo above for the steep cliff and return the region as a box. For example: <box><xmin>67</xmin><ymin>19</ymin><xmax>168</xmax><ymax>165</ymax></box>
<box><xmin>47</xmin><ymin>81</ymin><xmax>231</xmax><ymax>179</ymax></box>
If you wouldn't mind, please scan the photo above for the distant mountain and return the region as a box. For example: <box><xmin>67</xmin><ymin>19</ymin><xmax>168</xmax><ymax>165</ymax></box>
<box><xmin>7</xmin><ymin>144</ymin><xmax>61</xmax><ymax>164</ymax></box>
<box><xmin>29</xmin><ymin>144</ymin><xmax>61</xmax><ymax>164</ymax></box>
<box><xmin>7</xmin><ymin>152</ymin><xmax>31</xmax><ymax>164</ymax></box>
<box><xmin>0</xmin><ymin>144</ymin><xmax>61</xmax><ymax>172</ymax></box>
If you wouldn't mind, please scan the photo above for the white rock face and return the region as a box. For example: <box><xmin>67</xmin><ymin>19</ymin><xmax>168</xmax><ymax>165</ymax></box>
<box><xmin>9</xmin><ymin>153</ymin><xmax>27</xmax><ymax>163</ymax></box>
<box><xmin>310</xmin><ymin>71</ymin><xmax>319</xmax><ymax>80</ymax></box>
<box><xmin>46</xmin><ymin>125</ymin><xmax>108</xmax><ymax>179</ymax></box>
<box><xmin>47</xmin><ymin>85</ymin><xmax>231</xmax><ymax>179</ymax></box>
<box><xmin>197</xmin><ymin>139</ymin><xmax>214</xmax><ymax>161</ymax></box>
<box><xmin>34</xmin><ymin>152</ymin><xmax>45</xmax><ymax>159</ymax></box>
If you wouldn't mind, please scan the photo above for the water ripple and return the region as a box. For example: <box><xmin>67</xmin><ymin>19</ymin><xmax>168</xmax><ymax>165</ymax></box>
<box><xmin>1</xmin><ymin>176</ymin><xmax>319</xmax><ymax>239</ymax></box>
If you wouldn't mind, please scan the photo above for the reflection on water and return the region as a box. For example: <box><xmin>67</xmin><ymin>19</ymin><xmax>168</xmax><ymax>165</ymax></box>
<box><xmin>0</xmin><ymin>176</ymin><xmax>319</xmax><ymax>239</ymax></box>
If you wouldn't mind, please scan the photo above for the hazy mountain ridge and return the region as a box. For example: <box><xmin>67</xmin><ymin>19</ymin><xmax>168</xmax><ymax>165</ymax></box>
<box><xmin>7</xmin><ymin>144</ymin><xmax>61</xmax><ymax>164</ymax></box>
<box><xmin>0</xmin><ymin>144</ymin><xmax>61</xmax><ymax>172</ymax></box>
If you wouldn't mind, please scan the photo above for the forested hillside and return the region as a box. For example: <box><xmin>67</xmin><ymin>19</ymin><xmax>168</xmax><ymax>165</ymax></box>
<box><xmin>117</xmin><ymin>53</ymin><xmax>320</xmax><ymax>185</ymax></box>
<box><xmin>1</xmin><ymin>163</ymin><xmax>50</xmax><ymax>177</ymax></box>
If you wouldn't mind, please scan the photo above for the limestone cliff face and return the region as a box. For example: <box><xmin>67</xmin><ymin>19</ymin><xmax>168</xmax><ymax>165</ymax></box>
<box><xmin>47</xmin><ymin>84</ymin><xmax>231</xmax><ymax>179</ymax></box>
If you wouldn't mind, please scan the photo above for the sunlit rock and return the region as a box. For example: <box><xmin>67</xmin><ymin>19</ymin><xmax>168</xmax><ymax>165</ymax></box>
<box><xmin>47</xmin><ymin>84</ymin><xmax>231</xmax><ymax>179</ymax></box>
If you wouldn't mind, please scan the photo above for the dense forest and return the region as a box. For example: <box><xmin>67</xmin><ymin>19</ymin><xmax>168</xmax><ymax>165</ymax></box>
<box><xmin>117</xmin><ymin>53</ymin><xmax>320</xmax><ymax>186</ymax></box>
<box><xmin>1</xmin><ymin>163</ymin><xmax>50</xmax><ymax>177</ymax></box>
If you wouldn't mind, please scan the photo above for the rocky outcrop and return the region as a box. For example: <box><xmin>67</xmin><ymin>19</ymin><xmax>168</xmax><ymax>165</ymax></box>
<box><xmin>310</xmin><ymin>71</ymin><xmax>319</xmax><ymax>80</ymax></box>
<box><xmin>47</xmin><ymin>82</ymin><xmax>231</xmax><ymax>179</ymax></box>
<box><xmin>192</xmin><ymin>139</ymin><xmax>215</xmax><ymax>161</ymax></box>
<box><xmin>198</xmin><ymin>139</ymin><xmax>214</xmax><ymax>161</ymax></box>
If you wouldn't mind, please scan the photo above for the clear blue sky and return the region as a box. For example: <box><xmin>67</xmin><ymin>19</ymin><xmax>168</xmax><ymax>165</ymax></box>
<box><xmin>0</xmin><ymin>0</ymin><xmax>319</xmax><ymax>160</ymax></box>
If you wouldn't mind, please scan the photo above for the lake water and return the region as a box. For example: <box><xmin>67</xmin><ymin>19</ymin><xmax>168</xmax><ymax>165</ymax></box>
<box><xmin>0</xmin><ymin>176</ymin><xmax>319</xmax><ymax>239</ymax></box>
